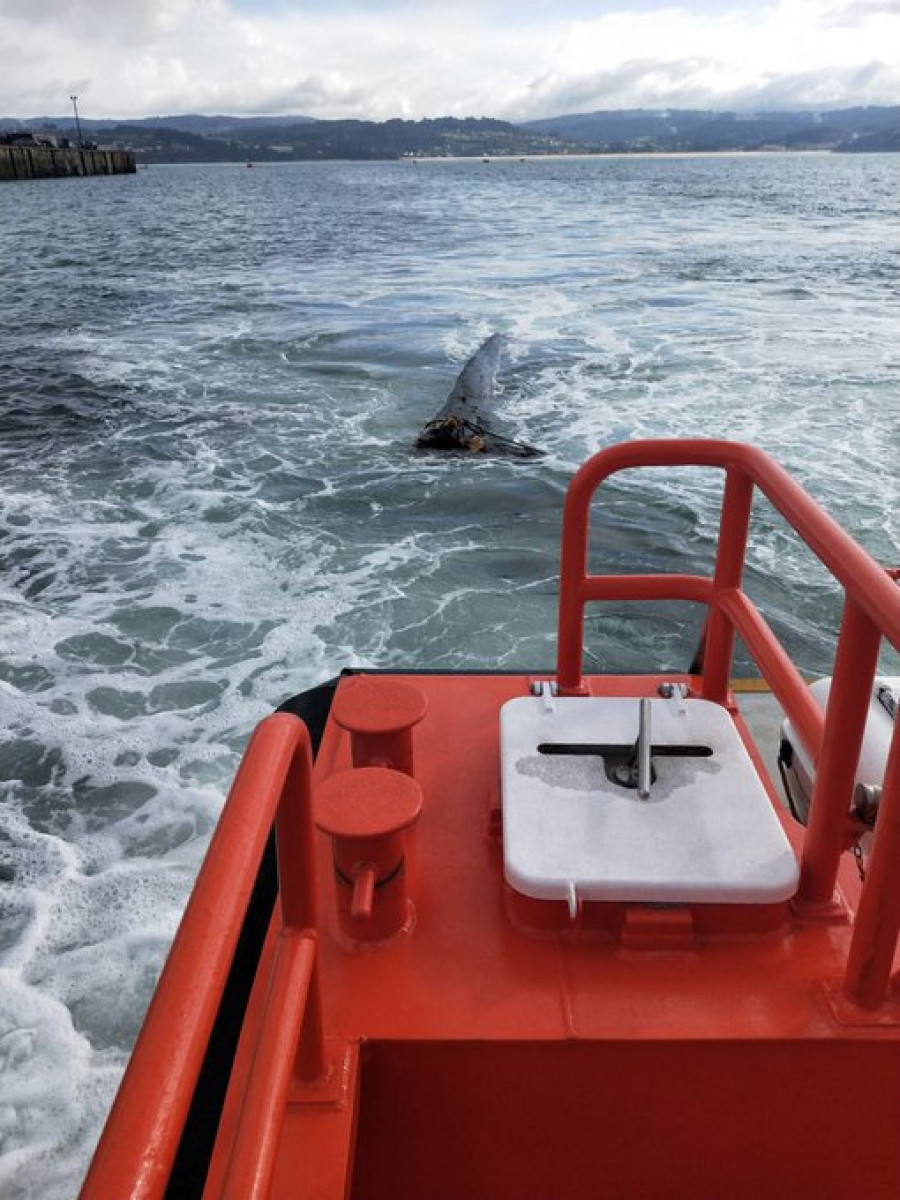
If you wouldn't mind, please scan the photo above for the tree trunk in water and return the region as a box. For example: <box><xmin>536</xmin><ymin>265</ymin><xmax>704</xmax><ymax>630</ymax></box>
<box><xmin>416</xmin><ymin>334</ymin><xmax>542</xmax><ymax>457</ymax></box>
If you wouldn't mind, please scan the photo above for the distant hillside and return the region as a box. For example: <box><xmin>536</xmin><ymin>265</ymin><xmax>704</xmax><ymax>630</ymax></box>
<box><xmin>0</xmin><ymin>113</ymin><xmax>317</xmax><ymax>137</ymax></box>
<box><xmin>142</xmin><ymin>114</ymin><xmax>318</xmax><ymax>135</ymax></box>
<box><xmin>520</xmin><ymin>106</ymin><xmax>900</xmax><ymax>152</ymax></box>
<box><xmin>3</xmin><ymin>106</ymin><xmax>898</xmax><ymax>160</ymax></box>
<box><xmin>838</xmin><ymin>125</ymin><xmax>900</xmax><ymax>152</ymax></box>
<box><xmin>9</xmin><ymin>116</ymin><xmax>582</xmax><ymax>163</ymax></box>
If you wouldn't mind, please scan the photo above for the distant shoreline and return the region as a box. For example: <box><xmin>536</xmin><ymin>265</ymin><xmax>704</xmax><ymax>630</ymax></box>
<box><xmin>407</xmin><ymin>149</ymin><xmax>835</xmax><ymax>163</ymax></box>
<box><xmin>9</xmin><ymin>108</ymin><xmax>898</xmax><ymax>161</ymax></box>
<box><xmin>146</xmin><ymin>148</ymin><xmax>844</xmax><ymax>167</ymax></box>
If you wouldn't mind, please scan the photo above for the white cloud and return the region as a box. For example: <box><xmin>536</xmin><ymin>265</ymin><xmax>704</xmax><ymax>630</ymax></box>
<box><xmin>0</xmin><ymin>0</ymin><xmax>897</xmax><ymax>119</ymax></box>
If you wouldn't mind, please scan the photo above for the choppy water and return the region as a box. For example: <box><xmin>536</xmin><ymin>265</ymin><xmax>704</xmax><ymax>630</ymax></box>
<box><xmin>1</xmin><ymin>152</ymin><xmax>898</xmax><ymax>1195</ymax></box>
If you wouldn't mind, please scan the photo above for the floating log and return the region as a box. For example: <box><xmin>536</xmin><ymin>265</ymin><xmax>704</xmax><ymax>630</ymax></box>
<box><xmin>416</xmin><ymin>334</ymin><xmax>542</xmax><ymax>457</ymax></box>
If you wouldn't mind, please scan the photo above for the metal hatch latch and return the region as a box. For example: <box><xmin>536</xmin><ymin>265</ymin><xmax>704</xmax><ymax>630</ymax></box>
<box><xmin>612</xmin><ymin>697</ymin><xmax>654</xmax><ymax>799</ymax></box>
<box><xmin>876</xmin><ymin>684</ymin><xmax>897</xmax><ymax>720</ymax></box>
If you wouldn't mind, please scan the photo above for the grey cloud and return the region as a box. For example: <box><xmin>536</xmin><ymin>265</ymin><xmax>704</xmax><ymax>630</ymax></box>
<box><xmin>821</xmin><ymin>0</ymin><xmax>900</xmax><ymax>27</ymax></box>
<box><xmin>726</xmin><ymin>60</ymin><xmax>899</xmax><ymax>108</ymax></box>
<box><xmin>515</xmin><ymin>54</ymin><xmax>900</xmax><ymax>119</ymax></box>
<box><xmin>3</xmin><ymin>84</ymin><xmax>84</xmax><ymax>117</ymax></box>
<box><xmin>518</xmin><ymin>57</ymin><xmax>722</xmax><ymax>118</ymax></box>
<box><xmin>240</xmin><ymin>76</ymin><xmax>373</xmax><ymax>118</ymax></box>
<box><xmin>0</xmin><ymin>0</ymin><xmax>221</xmax><ymax>44</ymax></box>
<box><xmin>2</xmin><ymin>1</ymin><xmax>898</xmax><ymax>122</ymax></box>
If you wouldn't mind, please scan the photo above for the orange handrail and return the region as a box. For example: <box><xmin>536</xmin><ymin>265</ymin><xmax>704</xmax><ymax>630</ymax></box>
<box><xmin>79</xmin><ymin>712</ymin><xmax>321</xmax><ymax>1200</ymax></box>
<box><xmin>221</xmin><ymin>931</ymin><xmax>322</xmax><ymax>1200</ymax></box>
<box><xmin>556</xmin><ymin>439</ymin><xmax>900</xmax><ymax>1008</ymax></box>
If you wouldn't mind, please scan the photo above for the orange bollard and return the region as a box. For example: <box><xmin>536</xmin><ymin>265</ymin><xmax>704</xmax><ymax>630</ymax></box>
<box><xmin>331</xmin><ymin>677</ymin><xmax>428</xmax><ymax>776</ymax></box>
<box><xmin>316</xmin><ymin>766</ymin><xmax>423</xmax><ymax>942</ymax></box>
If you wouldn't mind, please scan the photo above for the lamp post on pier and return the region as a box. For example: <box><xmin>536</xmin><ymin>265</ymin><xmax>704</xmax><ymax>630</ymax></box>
<box><xmin>70</xmin><ymin>95</ymin><xmax>84</xmax><ymax>146</ymax></box>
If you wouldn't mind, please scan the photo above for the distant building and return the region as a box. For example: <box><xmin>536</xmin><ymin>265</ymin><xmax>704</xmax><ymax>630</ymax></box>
<box><xmin>2</xmin><ymin>130</ymin><xmax>73</xmax><ymax>149</ymax></box>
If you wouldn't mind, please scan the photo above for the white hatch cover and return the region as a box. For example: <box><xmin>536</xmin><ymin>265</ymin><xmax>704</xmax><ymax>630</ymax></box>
<box><xmin>500</xmin><ymin>692</ymin><xmax>798</xmax><ymax>908</ymax></box>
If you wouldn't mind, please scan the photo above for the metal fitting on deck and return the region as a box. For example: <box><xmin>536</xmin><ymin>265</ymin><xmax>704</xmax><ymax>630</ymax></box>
<box><xmin>316</xmin><ymin>766</ymin><xmax>423</xmax><ymax>942</ymax></box>
<box><xmin>331</xmin><ymin>677</ymin><xmax>428</xmax><ymax>777</ymax></box>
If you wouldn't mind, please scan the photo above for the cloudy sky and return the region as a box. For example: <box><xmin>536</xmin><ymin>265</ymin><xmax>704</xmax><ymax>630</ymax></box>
<box><xmin>1</xmin><ymin>0</ymin><xmax>898</xmax><ymax>121</ymax></box>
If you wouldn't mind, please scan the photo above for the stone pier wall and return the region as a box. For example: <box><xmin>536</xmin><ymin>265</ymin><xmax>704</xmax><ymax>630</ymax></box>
<box><xmin>0</xmin><ymin>146</ymin><xmax>136</xmax><ymax>181</ymax></box>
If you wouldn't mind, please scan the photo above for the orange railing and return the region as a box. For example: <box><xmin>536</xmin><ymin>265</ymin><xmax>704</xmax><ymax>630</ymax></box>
<box><xmin>79</xmin><ymin>713</ymin><xmax>323</xmax><ymax>1200</ymax></box>
<box><xmin>557</xmin><ymin>439</ymin><xmax>900</xmax><ymax>1009</ymax></box>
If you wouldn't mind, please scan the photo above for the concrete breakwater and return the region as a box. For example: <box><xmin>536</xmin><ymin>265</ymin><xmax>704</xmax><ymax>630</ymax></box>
<box><xmin>0</xmin><ymin>144</ymin><xmax>136</xmax><ymax>181</ymax></box>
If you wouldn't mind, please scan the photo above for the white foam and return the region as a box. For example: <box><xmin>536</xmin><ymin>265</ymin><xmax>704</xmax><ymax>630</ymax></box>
<box><xmin>0</xmin><ymin>970</ymin><xmax>117</xmax><ymax>1199</ymax></box>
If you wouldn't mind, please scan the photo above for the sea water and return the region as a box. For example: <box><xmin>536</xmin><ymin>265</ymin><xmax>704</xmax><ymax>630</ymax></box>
<box><xmin>0</xmin><ymin>153</ymin><xmax>898</xmax><ymax>1196</ymax></box>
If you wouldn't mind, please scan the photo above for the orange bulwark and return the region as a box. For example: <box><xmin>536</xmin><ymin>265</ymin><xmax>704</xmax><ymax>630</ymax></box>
<box><xmin>80</xmin><ymin>440</ymin><xmax>900</xmax><ymax>1199</ymax></box>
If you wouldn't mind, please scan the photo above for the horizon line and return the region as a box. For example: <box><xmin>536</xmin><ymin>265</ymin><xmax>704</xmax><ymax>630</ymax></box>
<box><xmin>3</xmin><ymin>101</ymin><xmax>900</xmax><ymax>125</ymax></box>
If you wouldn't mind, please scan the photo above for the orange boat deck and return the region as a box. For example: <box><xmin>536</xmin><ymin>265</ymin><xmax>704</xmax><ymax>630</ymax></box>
<box><xmin>202</xmin><ymin>674</ymin><xmax>897</xmax><ymax>1200</ymax></box>
<box><xmin>79</xmin><ymin>441</ymin><xmax>900</xmax><ymax>1199</ymax></box>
